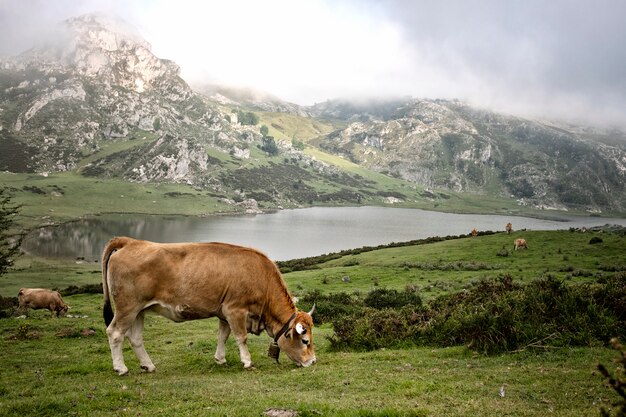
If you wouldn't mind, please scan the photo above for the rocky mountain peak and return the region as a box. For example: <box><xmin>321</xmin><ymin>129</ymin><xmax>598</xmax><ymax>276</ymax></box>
<box><xmin>8</xmin><ymin>13</ymin><xmax>181</xmax><ymax>94</ymax></box>
<box><xmin>62</xmin><ymin>13</ymin><xmax>180</xmax><ymax>93</ymax></box>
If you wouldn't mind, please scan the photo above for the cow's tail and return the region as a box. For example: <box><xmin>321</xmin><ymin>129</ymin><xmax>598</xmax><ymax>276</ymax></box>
<box><xmin>102</xmin><ymin>237</ymin><xmax>128</xmax><ymax>327</ymax></box>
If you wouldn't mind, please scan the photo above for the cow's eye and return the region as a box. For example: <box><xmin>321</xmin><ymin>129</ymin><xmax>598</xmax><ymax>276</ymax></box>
<box><xmin>302</xmin><ymin>339</ymin><xmax>309</xmax><ymax>346</ymax></box>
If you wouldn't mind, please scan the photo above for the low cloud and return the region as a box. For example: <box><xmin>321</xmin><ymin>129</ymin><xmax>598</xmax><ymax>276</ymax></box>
<box><xmin>2</xmin><ymin>0</ymin><xmax>626</xmax><ymax>128</ymax></box>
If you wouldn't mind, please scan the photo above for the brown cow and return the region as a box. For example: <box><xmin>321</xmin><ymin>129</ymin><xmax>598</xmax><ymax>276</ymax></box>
<box><xmin>102</xmin><ymin>236</ymin><xmax>316</xmax><ymax>376</ymax></box>
<box><xmin>505</xmin><ymin>223</ymin><xmax>513</xmax><ymax>234</ymax></box>
<box><xmin>18</xmin><ymin>288</ymin><xmax>69</xmax><ymax>317</ymax></box>
<box><xmin>514</xmin><ymin>238</ymin><xmax>528</xmax><ymax>250</ymax></box>
<box><xmin>471</xmin><ymin>228</ymin><xmax>478</xmax><ymax>237</ymax></box>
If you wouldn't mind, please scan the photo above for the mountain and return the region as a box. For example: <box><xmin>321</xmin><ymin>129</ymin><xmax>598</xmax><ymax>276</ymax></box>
<box><xmin>0</xmin><ymin>14</ymin><xmax>376</xmax><ymax>209</ymax></box>
<box><xmin>310</xmin><ymin>99</ymin><xmax>626</xmax><ymax>212</ymax></box>
<box><xmin>192</xmin><ymin>83</ymin><xmax>310</xmax><ymax>117</ymax></box>
<box><xmin>1</xmin><ymin>13</ymin><xmax>625</xmax><ymax>214</ymax></box>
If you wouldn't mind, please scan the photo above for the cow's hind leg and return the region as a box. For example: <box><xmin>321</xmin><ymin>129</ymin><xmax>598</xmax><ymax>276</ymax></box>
<box><xmin>214</xmin><ymin>319</ymin><xmax>230</xmax><ymax>365</ymax></box>
<box><xmin>107</xmin><ymin>318</ymin><xmax>131</xmax><ymax>375</ymax></box>
<box><xmin>106</xmin><ymin>311</ymin><xmax>141</xmax><ymax>376</ymax></box>
<box><xmin>127</xmin><ymin>311</ymin><xmax>156</xmax><ymax>373</ymax></box>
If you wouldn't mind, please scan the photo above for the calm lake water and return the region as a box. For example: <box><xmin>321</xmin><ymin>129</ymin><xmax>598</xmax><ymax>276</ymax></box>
<box><xmin>22</xmin><ymin>206</ymin><xmax>626</xmax><ymax>261</ymax></box>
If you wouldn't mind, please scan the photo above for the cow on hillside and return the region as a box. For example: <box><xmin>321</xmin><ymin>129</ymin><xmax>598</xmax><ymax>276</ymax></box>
<box><xmin>514</xmin><ymin>238</ymin><xmax>528</xmax><ymax>250</ymax></box>
<box><xmin>471</xmin><ymin>228</ymin><xmax>478</xmax><ymax>237</ymax></box>
<box><xmin>18</xmin><ymin>288</ymin><xmax>69</xmax><ymax>317</ymax></box>
<box><xmin>101</xmin><ymin>236</ymin><xmax>316</xmax><ymax>376</ymax></box>
<box><xmin>506</xmin><ymin>223</ymin><xmax>513</xmax><ymax>234</ymax></box>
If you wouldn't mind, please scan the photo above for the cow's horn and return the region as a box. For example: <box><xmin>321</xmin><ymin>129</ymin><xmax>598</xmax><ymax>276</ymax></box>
<box><xmin>296</xmin><ymin>322</ymin><xmax>306</xmax><ymax>335</ymax></box>
<box><xmin>308</xmin><ymin>303</ymin><xmax>316</xmax><ymax>316</ymax></box>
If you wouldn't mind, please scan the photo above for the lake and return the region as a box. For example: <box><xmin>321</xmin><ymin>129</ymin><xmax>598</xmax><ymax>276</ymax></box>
<box><xmin>22</xmin><ymin>206</ymin><xmax>626</xmax><ymax>261</ymax></box>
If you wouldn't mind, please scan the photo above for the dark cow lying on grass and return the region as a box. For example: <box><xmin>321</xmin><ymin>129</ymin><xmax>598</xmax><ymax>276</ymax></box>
<box><xmin>18</xmin><ymin>288</ymin><xmax>69</xmax><ymax>317</ymax></box>
<box><xmin>102</xmin><ymin>236</ymin><xmax>317</xmax><ymax>376</ymax></box>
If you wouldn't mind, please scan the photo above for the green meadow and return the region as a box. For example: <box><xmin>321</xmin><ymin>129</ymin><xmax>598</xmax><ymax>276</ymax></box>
<box><xmin>1</xmin><ymin>229</ymin><xmax>625</xmax><ymax>416</ymax></box>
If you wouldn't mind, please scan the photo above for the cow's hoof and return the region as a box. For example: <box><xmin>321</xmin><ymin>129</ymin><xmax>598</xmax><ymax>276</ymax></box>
<box><xmin>214</xmin><ymin>358</ymin><xmax>227</xmax><ymax>365</ymax></box>
<box><xmin>140</xmin><ymin>365</ymin><xmax>156</xmax><ymax>373</ymax></box>
<box><xmin>115</xmin><ymin>367</ymin><xmax>129</xmax><ymax>376</ymax></box>
<box><xmin>243</xmin><ymin>362</ymin><xmax>255</xmax><ymax>370</ymax></box>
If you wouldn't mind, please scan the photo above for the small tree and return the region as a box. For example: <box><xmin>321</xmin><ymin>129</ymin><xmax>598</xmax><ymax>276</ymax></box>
<box><xmin>0</xmin><ymin>188</ymin><xmax>23</xmax><ymax>277</ymax></box>
<box><xmin>260</xmin><ymin>125</ymin><xmax>269</xmax><ymax>137</ymax></box>
<box><xmin>260</xmin><ymin>136</ymin><xmax>279</xmax><ymax>156</ymax></box>
<box><xmin>292</xmin><ymin>139</ymin><xmax>305</xmax><ymax>151</ymax></box>
<box><xmin>237</xmin><ymin>110</ymin><xmax>259</xmax><ymax>126</ymax></box>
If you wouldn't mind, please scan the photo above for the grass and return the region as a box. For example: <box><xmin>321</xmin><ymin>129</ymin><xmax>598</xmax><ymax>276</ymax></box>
<box><xmin>282</xmin><ymin>229</ymin><xmax>625</xmax><ymax>299</ymax></box>
<box><xmin>0</xmin><ymin>171</ymin><xmax>239</xmax><ymax>229</ymax></box>
<box><xmin>1</xmin><ymin>230</ymin><xmax>624</xmax><ymax>415</ymax></box>
<box><xmin>0</xmin><ymin>294</ymin><xmax>618</xmax><ymax>417</ymax></box>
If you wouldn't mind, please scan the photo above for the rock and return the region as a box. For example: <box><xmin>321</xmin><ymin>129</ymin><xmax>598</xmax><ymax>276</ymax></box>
<box><xmin>264</xmin><ymin>409</ymin><xmax>298</xmax><ymax>417</ymax></box>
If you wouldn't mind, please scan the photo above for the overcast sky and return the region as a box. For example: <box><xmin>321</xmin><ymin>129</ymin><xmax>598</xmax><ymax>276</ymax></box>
<box><xmin>1</xmin><ymin>0</ymin><xmax>626</xmax><ymax>127</ymax></box>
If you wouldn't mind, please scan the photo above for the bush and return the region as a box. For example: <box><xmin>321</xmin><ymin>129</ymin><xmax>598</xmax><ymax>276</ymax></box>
<box><xmin>329</xmin><ymin>308</ymin><xmax>418</xmax><ymax>351</ymax></box>
<box><xmin>592</xmin><ymin>272</ymin><xmax>626</xmax><ymax>321</ymax></box>
<box><xmin>364</xmin><ymin>288</ymin><xmax>421</xmax><ymax>310</ymax></box>
<box><xmin>590</xmin><ymin>236</ymin><xmax>604</xmax><ymax>244</ymax></box>
<box><xmin>328</xmin><ymin>274</ymin><xmax>626</xmax><ymax>353</ymax></box>
<box><xmin>423</xmin><ymin>276</ymin><xmax>622</xmax><ymax>353</ymax></box>
<box><xmin>60</xmin><ymin>284</ymin><xmax>102</xmax><ymax>296</ymax></box>
<box><xmin>299</xmin><ymin>290</ymin><xmax>363</xmax><ymax>325</ymax></box>
<box><xmin>0</xmin><ymin>295</ymin><xmax>18</xmax><ymax>318</ymax></box>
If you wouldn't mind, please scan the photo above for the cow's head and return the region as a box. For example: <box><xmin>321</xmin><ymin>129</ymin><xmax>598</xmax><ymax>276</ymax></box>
<box><xmin>277</xmin><ymin>305</ymin><xmax>316</xmax><ymax>367</ymax></box>
<box><xmin>56</xmin><ymin>303</ymin><xmax>69</xmax><ymax>317</ymax></box>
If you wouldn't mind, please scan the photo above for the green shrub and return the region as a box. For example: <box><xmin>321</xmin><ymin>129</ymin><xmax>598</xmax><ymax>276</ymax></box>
<box><xmin>364</xmin><ymin>288</ymin><xmax>421</xmax><ymax>310</ymax></box>
<box><xmin>0</xmin><ymin>295</ymin><xmax>18</xmax><ymax>318</ymax></box>
<box><xmin>593</xmin><ymin>272</ymin><xmax>626</xmax><ymax>321</ymax></box>
<box><xmin>299</xmin><ymin>290</ymin><xmax>363</xmax><ymax>325</ymax></box>
<box><xmin>59</xmin><ymin>284</ymin><xmax>102</xmax><ymax>296</ymax></box>
<box><xmin>329</xmin><ymin>307</ymin><xmax>418</xmax><ymax>351</ymax></box>
<box><xmin>328</xmin><ymin>275</ymin><xmax>626</xmax><ymax>353</ymax></box>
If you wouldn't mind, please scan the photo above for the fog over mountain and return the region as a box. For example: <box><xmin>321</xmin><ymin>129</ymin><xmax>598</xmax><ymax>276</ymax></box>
<box><xmin>1</xmin><ymin>10</ymin><xmax>625</xmax><ymax>213</ymax></box>
<box><xmin>1</xmin><ymin>0</ymin><xmax>626</xmax><ymax>129</ymax></box>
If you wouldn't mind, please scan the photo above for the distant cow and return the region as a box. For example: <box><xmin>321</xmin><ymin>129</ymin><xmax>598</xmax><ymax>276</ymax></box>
<box><xmin>514</xmin><ymin>238</ymin><xmax>528</xmax><ymax>250</ymax></box>
<box><xmin>505</xmin><ymin>223</ymin><xmax>513</xmax><ymax>234</ymax></box>
<box><xmin>102</xmin><ymin>236</ymin><xmax>316</xmax><ymax>376</ymax></box>
<box><xmin>471</xmin><ymin>228</ymin><xmax>478</xmax><ymax>237</ymax></box>
<box><xmin>18</xmin><ymin>288</ymin><xmax>69</xmax><ymax>317</ymax></box>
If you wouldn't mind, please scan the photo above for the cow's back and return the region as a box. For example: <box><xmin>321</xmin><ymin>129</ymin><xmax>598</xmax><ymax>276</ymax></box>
<box><xmin>106</xmin><ymin>239</ymin><xmax>290</xmax><ymax>320</ymax></box>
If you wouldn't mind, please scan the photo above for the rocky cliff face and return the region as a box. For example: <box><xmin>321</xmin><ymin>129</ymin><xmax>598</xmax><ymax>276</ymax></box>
<box><xmin>0</xmin><ymin>13</ymin><xmax>363</xmax><ymax>208</ymax></box>
<box><xmin>313</xmin><ymin>99</ymin><xmax>626</xmax><ymax>212</ymax></box>
<box><xmin>0</xmin><ymin>13</ymin><xmax>249</xmax><ymax>179</ymax></box>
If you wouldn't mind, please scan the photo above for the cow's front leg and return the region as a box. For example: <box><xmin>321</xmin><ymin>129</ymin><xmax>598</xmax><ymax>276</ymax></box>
<box><xmin>214</xmin><ymin>319</ymin><xmax>230</xmax><ymax>365</ymax></box>
<box><xmin>226</xmin><ymin>314</ymin><xmax>253</xmax><ymax>368</ymax></box>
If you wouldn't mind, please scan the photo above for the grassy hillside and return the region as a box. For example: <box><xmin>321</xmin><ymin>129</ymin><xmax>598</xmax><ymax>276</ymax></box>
<box><xmin>0</xmin><ymin>230</ymin><xmax>624</xmax><ymax>416</ymax></box>
<box><xmin>257</xmin><ymin>111</ymin><xmax>341</xmax><ymax>143</ymax></box>
<box><xmin>1</xmin><ymin>168</ymin><xmax>581</xmax><ymax>234</ymax></box>
<box><xmin>282</xmin><ymin>229</ymin><xmax>625</xmax><ymax>299</ymax></box>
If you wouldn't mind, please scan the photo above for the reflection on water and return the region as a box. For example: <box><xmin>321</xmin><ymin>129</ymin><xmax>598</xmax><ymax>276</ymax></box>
<box><xmin>22</xmin><ymin>207</ymin><xmax>626</xmax><ymax>261</ymax></box>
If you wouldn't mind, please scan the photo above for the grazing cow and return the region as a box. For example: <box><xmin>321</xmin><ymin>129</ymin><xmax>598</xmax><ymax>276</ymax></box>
<box><xmin>505</xmin><ymin>223</ymin><xmax>513</xmax><ymax>234</ymax></box>
<box><xmin>471</xmin><ymin>228</ymin><xmax>478</xmax><ymax>237</ymax></box>
<box><xmin>102</xmin><ymin>236</ymin><xmax>316</xmax><ymax>376</ymax></box>
<box><xmin>17</xmin><ymin>288</ymin><xmax>69</xmax><ymax>317</ymax></box>
<box><xmin>514</xmin><ymin>238</ymin><xmax>528</xmax><ymax>250</ymax></box>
